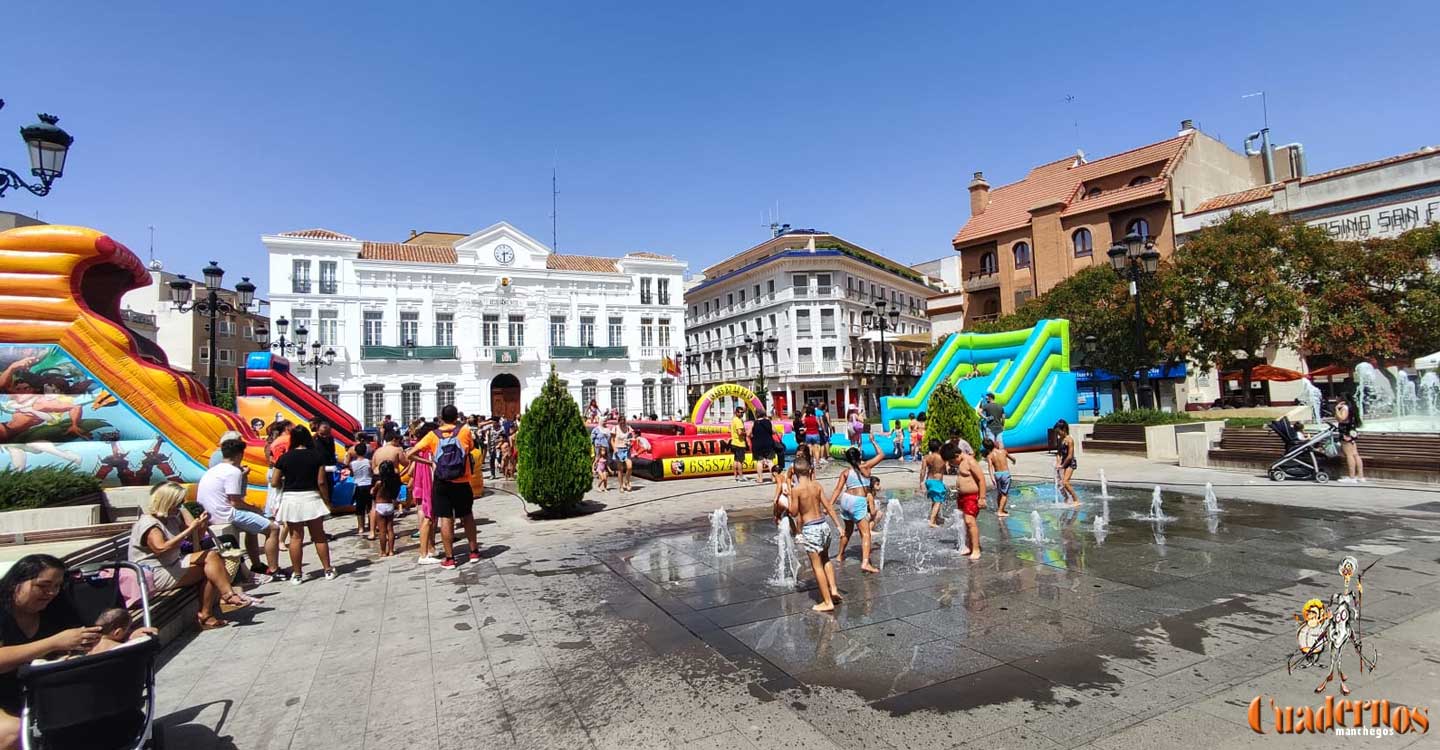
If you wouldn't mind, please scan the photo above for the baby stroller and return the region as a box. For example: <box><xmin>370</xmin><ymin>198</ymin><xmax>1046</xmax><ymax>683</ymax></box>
<box><xmin>16</xmin><ymin>561</ymin><xmax>161</xmax><ymax>750</ymax></box>
<box><xmin>1266</xmin><ymin>419</ymin><xmax>1336</xmax><ymax>483</ymax></box>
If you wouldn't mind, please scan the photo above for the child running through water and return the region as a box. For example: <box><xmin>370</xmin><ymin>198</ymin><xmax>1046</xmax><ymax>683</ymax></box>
<box><xmin>373</xmin><ymin>458</ymin><xmax>402</xmax><ymax>557</ymax></box>
<box><xmin>922</xmin><ymin>439</ymin><xmax>948</xmax><ymax>528</ymax></box>
<box><xmin>784</xmin><ymin>457</ymin><xmax>843</xmax><ymax>611</ymax></box>
<box><xmin>983</xmin><ymin>437</ymin><xmax>1012</xmax><ymax>517</ymax></box>
<box><xmin>831</xmin><ymin>434</ymin><xmax>885</xmax><ymax>574</ymax></box>
<box><xmin>1054</xmin><ymin>419</ymin><xmax>1079</xmax><ymax>507</ymax></box>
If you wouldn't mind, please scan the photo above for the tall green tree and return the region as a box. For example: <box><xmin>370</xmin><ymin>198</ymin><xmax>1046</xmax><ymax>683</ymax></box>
<box><xmin>925</xmin><ymin>382</ymin><xmax>982</xmax><ymax>451</ymax></box>
<box><xmin>1297</xmin><ymin>225</ymin><xmax>1440</xmax><ymax>380</ymax></box>
<box><xmin>1155</xmin><ymin>211</ymin><xmax>1315</xmax><ymax>405</ymax></box>
<box><xmin>516</xmin><ymin>366</ymin><xmax>592</xmax><ymax>513</ymax></box>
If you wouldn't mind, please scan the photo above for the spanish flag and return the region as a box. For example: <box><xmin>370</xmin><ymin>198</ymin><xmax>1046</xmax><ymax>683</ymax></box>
<box><xmin>662</xmin><ymin>355</ymin><xmax>682</xmax><ymax>377</ymax></box>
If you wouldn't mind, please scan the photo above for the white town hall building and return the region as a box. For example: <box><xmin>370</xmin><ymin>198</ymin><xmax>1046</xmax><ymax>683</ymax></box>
<box><xmin>261</xmin><ymin>222</ymin><xmax>686</xmax><ymax>426</ymax></box>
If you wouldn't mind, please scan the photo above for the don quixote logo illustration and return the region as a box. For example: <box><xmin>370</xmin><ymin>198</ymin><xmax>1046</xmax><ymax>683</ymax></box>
<box><xmin>1246</xmin><ymin>556</ymin><xmax>1429</xmax><ymax>738</ymax></box>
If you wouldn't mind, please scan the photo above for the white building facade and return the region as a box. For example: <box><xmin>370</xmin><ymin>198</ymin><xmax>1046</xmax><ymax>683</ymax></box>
<box><xmin>684</xmin><ymin>229</ymin><xmax>935</xmax><ymax>420</ymax></box>
<box><xmin>261</xmin><ymin>223</ymin><xmax>686</xmax><ymax>426</ymax></box>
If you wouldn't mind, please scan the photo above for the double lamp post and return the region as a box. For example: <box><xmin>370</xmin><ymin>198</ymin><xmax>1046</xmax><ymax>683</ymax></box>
<box><xmin>168</xmin><ymin>262</ymin><xmax>256</xmax><ymax>400</ymax></box>
<box><xmin>261</xmin><ymin>316</ymin><xmax>336</xmax><ymax>387</ymax></box>
<box><xmin>862</xmin><ymin>299</ymin><xmax>902</xmax><ymax>403</ymax></box>
<box><xmin>1105</xmin><ymin>231</ymin><xmax>1161</xmax><ymax>410</ymax></box>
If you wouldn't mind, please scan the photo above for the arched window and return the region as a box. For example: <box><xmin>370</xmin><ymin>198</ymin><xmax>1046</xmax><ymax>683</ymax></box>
<box><xmin>1128</xmin><ymin>175</ymin><xmax>1153</xmax><ymax>187</ymax></box>
<box><xmin>1013</xmin><ymin>242</ymin><xmax>1031</xmax><ymax>269</ymax></box>
<box><xmin>1072</xmin><ymin>228</ymin><xmax>1093</xmax><ymax>257</ymax></box>
<box><xmin>1126</xmin><ymin>218</ymin><xmax>1150</xmax><ymax>240</ymax></box>
<box><xmin>980</xmin><ymin>251</ymin><xmax>997</xmax><ymax>274</ymax></box>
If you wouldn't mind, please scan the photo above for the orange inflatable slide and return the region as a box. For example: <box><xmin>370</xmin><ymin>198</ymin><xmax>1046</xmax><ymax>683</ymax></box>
<box><xmin>0</xmin><ymin>225</ymin><xmax>275</xmax><ymax>502</ymax></box>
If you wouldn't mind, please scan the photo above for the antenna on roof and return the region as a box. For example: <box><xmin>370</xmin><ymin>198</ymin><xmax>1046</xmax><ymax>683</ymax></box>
<box><xmin>550</xmin><ymin>154</ymin><xmax>559</xmax><ymax>252</ymax></box>
<box><xmin>761</xmin><ymin>202</ymin><xmax>783</xmax><ymax>238</ymax></box>
<box><xmin>1065</xmin><ymin>94</ymin><xmax>1080</xmax><ymax>150</ymax></box>
<box><xmin>1242</xmin><ymin>91</ymin><xmax>1269</xmax><ymax>130</ymax></box>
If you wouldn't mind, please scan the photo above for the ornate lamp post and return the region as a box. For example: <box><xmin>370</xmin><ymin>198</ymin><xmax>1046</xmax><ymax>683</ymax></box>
<box><xmin>1107</xmin><ymin>231</ymin><xmax>1161</xmax><ymax>409</ymax></box>
<box><xmin>169</xmin><ymin>263</ymin><xmax>255</xmax><ymax>400</ymax></box>
<box><xmin>683</xmin><ymin>346</ymin><xmax>701</xmax><ymax>410</ymax></box>
<box><xmin>743</xmin><ymin>334</ymin><xmax>779</xmax><ymax>409</ymax></box>
<box><xmin>0</xmin><ymin>101</ymin><xmax>74</xmax><ymax>198</ymax></box>
<box><xmin>265</xmin><ymin>315</ymin><xmax>304</xmax><ymax>357</ymax></box>
<box><xmin>296</xmin><ymin>339</ymin><xmax>337</xmax><ymax>388</ymax></box>
<box><xmin>1081</xmin><ymin>334</ymin><xmax>1101</xmax><ymax>417</ymax></box>
<box><xmin>862</xmin><ymin>300</ymin><xmax>902</xmax><ymax>403</ymax></box>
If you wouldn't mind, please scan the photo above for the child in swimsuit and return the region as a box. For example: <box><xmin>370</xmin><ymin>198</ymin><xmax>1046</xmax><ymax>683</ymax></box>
<box><xmin>1054</xmin><ymin>420</ymin><xmax>1079</xmax><ymax>507</ymax></box>
<box><xmin>830</xmin><ymin>436</ymin><xmax>884</xmax><ymax>574</ymax></box>
<box><xmin>983</xmin><ymin>437</ymin><xmax>1012</xmax><ymax>517</ymax></box>
<box><xmin>374</xmin><ymin>460</ymin><xmax>402</xmax><ymax>557</ymax></box>
<box><xmin>771</xmin><ymin>463</ymin><xmax>792</xmax><ymax>525</ymax></box>
<box><xmin>921</xmin><ymin>439</ymin><xmax>948</xmax><ymax>527</ymax></box>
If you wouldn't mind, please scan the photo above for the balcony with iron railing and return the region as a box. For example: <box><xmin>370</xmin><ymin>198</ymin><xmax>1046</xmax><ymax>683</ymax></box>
<box><xmin>550</xmin><ymin>345</ymin><xmax>628</xmax><ymax>359</ymax></box>
<box><xmin>291</xmin><ymin>280</ymin><xmax>312</xmax><ymax>294</ymax></box>
<box><xmin>361</xmin><ymin>345</ymin><xmax>457</xmax><ymax>360</ymax></box>
<box><xmin>318</xmin><ymin>280</ymin><xmax>339</xmax><ymax>295</ymax></box>
<box><xmin>478</xmin><ymin>346</ymin><xmax>539</xmax><ymax>364</ymax></box>
<box><xmin>963</xmin><ymin>269</ymin><xmax>1000</xmax><ymax>292</ymax></box>
<box><xmin>970</xmin><ymin>313</ymin><xmax>1000</xmax><ymax>323</ymax></box>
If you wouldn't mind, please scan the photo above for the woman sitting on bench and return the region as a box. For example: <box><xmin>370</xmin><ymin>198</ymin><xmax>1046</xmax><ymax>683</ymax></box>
<box><xmin>128</xmin><ymin>482</ymin><xmax>255</xmax><ymax>631</ymax></box>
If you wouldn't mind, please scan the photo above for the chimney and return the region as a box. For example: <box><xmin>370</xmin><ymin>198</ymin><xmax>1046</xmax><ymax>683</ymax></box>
<box><xmin>968</xmin><ymin>171</ymin><xmax>991</xmax><ymax>216</ymax></box>
<box><xmin>409</xmin><ymin>229</ymin><xmax>418</xmax><ymax>238</ymax></box>
<box><xmin>1178</xmin><ymin>119</ymin><xmax>1196</xmax><ymax>134</ymax></box>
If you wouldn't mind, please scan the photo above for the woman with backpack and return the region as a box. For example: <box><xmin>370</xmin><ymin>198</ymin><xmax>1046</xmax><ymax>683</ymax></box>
<box><xmin>407</xmin><ymin>405</ymin><xmax>478</xmax><ymax>569</ymax></box>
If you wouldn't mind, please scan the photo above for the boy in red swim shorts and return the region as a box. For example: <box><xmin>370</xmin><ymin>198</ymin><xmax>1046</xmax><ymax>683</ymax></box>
<box><xmin>949</xmin><ymin>443</ymin><xmax>987</xmax><ymax>560</ymax></box>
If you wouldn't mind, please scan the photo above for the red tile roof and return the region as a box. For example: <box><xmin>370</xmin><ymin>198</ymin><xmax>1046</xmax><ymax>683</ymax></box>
<box><xmin>547</xmin><ymin>254</ymin><xmax>619</xmax><ymax>273</ymax></box>
<box><xmin>278</xmin><ymin>228</ymin><xmax>355</xmax><ymax>240</ymax></box>
<box><xmin>953</xmin><ymin>134</ymin><xmax>1193</xmax><ymax>247</ymax></box>
<box><xmin>359</xmin><ymin>242</ymin><xmax>458</xmax><ymax>264</ymax></box>
<box><xmin>1188</xmin><ymin>184</ymin><xmax>1279</xmax><ymax>214</ymax></box>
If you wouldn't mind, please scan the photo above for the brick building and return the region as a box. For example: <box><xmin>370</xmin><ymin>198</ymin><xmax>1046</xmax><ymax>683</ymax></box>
<box><xmin>952</xmin><ymin>121</ymin><xmax>1259</xmax><ymax>326</ymax></box>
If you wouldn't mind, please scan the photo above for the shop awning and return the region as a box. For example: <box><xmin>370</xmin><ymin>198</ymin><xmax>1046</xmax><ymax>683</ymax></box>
<box><xmin>1306</xmin><ymin>363</ymin><xmax>1351</xmax><ymax>379</ymax></box>
<box><xmin>1220</xmin><ymin>364</ymin><xmax>1304</xmax><ymax>382</ymax></box>
<box><xmin>1416</xmin><ymin>351</ymin><xmax>1440</xmax><ymax>370</ymax></box>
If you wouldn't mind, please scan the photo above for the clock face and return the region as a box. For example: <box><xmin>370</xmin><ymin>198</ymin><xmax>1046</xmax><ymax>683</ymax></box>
<box><xmin>494</xmin><ymin>244</ymin><xmax>515</xmax><ymax>265</ymax></box>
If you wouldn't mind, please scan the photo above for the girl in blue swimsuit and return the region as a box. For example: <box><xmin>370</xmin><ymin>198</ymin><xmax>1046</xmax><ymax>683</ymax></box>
<box><xmin>830</xmin><ymin>435</ymin><xmax>885</xmax><ymax>573</ymax></box>
<box><xmin>1054</xmin><ymin>420</ymin><xmax>1079</xmax><ymax>506</ymax></box>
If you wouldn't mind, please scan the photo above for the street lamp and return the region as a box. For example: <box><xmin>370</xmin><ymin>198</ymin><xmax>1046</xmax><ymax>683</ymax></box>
<box><xmin>1108</xmin><ymin>231</ymin><xmax>1162</xmax><ymax>409</ymax></box>
<box><xmin>267</xmin><ymin>316</ymin><xmax>304</xmax><ymax>357</ymax></box>
<box><xmin>296</xmin><ymin>339</ymin><xmax>337</xmax><ymax>388</ymax></box>
<box><xmin>170</xmin><ymin>263</ymin><xmax>255</xmax><ymax>401</ymax></box>
<box><xmin>743</xmin><ymin>334</ymin><xmax>779</xmax><ymax>409</ymax></box>
<box><xmin>862</xmin><ymin>300</ymin><xmax>903</xmax><ymax>404</ymax></box>
<box><xmin>0</xmin><ymin>101</ymin><xmax>75</xmax><ymax>198</ymax></box>
<box><xmin>1082</xmin><ymin>334</ymin><xmax>1100</xmax><ymax>417</ymax></box>
<box><xmin>683</xmin><ymin>346</ymin><xmax>701</xmax><ymax>409</ymax></box>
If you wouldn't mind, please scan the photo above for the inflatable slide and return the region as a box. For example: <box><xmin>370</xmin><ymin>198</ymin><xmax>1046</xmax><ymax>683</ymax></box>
<box><xmin>880</xmin><ymin>319</ymin><xmax>1076</xmax><ymax>451</ymax></box>
<box><xmin>0</xmin><ymin>225</ymin><xmax>347</xmax><ymax>504</ymax></box>
<box><xmin>237</xmin><ymin>352</ymin><xmax>361</xmax><ymax>445</ymax></box>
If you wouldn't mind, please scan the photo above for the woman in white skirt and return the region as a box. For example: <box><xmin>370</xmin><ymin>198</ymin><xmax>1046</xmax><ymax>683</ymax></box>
<box><xmin>269</xmin><ymin>425</ymin><xmax>336</xmax><ymax>584</ymax></box>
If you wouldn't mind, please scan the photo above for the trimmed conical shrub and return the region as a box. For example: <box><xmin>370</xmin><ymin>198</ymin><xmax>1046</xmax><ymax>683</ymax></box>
<box><xmin>516</xmin><ymin>366</ymin><xmax>592</xmax><ymax>512</ymax></box>
<box><xmin>925</xmin><ymin>382</ymin><xmax>982</xmax><ymax>452</ymax></box>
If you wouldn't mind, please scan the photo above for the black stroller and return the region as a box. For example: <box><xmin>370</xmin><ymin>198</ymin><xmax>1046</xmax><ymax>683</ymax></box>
<box><xmin>1266</xmin><ymin>418</ymin><xmax>1336</xmax><ymax>483</ymax></box>
<box><xmin>16</xmin><ymin>561</ymin><xmax>162</xmax><ymax>750</ymax></box>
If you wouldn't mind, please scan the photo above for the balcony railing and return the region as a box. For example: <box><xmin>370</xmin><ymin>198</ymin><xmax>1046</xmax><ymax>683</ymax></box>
<box><xmin>798</xmin><ymin>362</ymin><xmax>816</xmax><ymax>374</ymax></box>
<box><xmin>121</xmin><ymin>308</ymin><xmax>156</xmax><ymax>327</ymax></box>
<box><xmin>963</xmin><ymin>269</ymin><xmax>1000</xmax><ymax>292</ymax></box>
<box><xmin>970</xmin><ymin>313</ymin><xmax>1000</xmax><ymax>323</ymax></box>
<box><xmin>639</xmin><ymin>347</ymin><xmax>662</xmax><ymax>359</ymax></box>
<box><xmin>318</xmin><ymin>281</ymin><xmax>338</xmax><ymax>295</ymax></box>
<box><xmin>291</xmin><ymin>281</ymin><xmax>312</xmax><ymax>294</ymax></box>
<box><xmin>550</xmin><ymin>345</ymin><xmax>628</xmax><ymax>359</ymax></box>
<box><xmin>480</xmin><ymin>346</ymin><xmax>537</xmax><ymax>364</ymax></box>
<box><xmin>361</xmin><ymin>345</ymin><xmax>456</xmax><ymax>360</ymax></box>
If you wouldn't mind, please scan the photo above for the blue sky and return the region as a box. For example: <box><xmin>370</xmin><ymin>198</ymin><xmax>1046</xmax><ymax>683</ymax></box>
<box><xmin>4</xmin><ymin>1</ymin><xmax>1437</xmax><ymax>296</ymax></box>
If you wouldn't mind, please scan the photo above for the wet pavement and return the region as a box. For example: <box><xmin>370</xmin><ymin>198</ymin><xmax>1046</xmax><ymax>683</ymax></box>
<box><xmin>152</xmin><ymin>473</ymin><xmax>1440</xmax><ymax>749</ymax></box>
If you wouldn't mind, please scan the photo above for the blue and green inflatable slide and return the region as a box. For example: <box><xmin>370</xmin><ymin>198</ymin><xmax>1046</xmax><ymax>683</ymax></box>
<box><xmin>880</xmin><ymin>319</ymin><xmax>1077</xmax><ymax>451</ymax></box>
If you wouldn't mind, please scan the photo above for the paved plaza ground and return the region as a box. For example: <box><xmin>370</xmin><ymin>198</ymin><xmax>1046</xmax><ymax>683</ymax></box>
<box><xmin>152</xmin><ymin>455</ymin><xmax>1440</xmax><ymax>749</ymax></box>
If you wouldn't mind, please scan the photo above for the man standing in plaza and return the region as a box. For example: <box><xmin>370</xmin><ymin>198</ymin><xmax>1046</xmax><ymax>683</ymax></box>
<box><xmin>729</xmin><ymin>406</ymin><xmax>748</xmax><ymax>482</ymax></box>
<box><xmin>980</xmin><ymin>393</ymin><xmax>1006</xmax><ymax>449</ymax></box>
<box><xmin>749</xmin><ymin>409</ymin><xmax>776</xmax><ymax>483</ymax></box>
<box><xmin>408</xmin><ymin>405</ymin><xmax>479</xmax><ymax>568</ymax></box>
